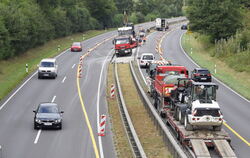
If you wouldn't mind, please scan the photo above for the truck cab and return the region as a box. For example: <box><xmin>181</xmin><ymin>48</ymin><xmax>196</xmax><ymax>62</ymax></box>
<box><xmin>113</xmin><ymin>35</ymin><xmax>133</xmax><ymax>56</ymax></box>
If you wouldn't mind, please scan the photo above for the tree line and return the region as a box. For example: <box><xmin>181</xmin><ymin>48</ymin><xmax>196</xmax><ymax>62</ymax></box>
<box><xmin>0</xmin><ymin>0</ymin><xmax>184</xmax><ymax>60</ymax></box>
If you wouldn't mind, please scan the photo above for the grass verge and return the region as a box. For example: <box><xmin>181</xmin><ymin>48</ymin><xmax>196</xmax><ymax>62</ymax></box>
<box><xmin>0</xmin><ymin>29</ymin><xmax>113</xmax><ymax>101</ymax></box>
<box><xmin>182</xmin><ymin>33</ymin><xmax>250</xmax><ymax>100</ymax></box>
<box><xmin>106</xmin><ymin>64</ymin><xmax>133</xmax><ymax>158</ymax></box>
<box><xmin>118</xmin><ymin>64</ymin><xmax>171</xmax><ymax>158</ymax></box>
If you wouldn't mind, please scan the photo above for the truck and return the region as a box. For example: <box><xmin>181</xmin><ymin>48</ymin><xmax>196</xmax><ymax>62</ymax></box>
<box><xmin>113</xmin><ymin>35</ymin><xmax>133</xmax><ymax>56</ymax></box>
<box><xmin>155</xmin><ymin>18</ymin><xmax>169</xmax><ymax>31</ymax></box>
<box><xmin>152</xmin><ymin>77</ymin><xmax>236</xmax><ymax>157</ymax></box>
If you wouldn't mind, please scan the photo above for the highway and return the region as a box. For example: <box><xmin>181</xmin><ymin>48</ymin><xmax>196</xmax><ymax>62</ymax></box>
<box><xmin>0</xmin><ymin>19</ymin><xmax>161</xmax><ymax>157</ymax></box>
<box><xmin>137</xmin><ymin>22</ymin><xmax>250</xmax><ymax>158</ymax></box>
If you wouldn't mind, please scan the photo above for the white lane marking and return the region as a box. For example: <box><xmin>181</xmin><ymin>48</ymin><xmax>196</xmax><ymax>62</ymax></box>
<box><xmin>62</xmin><ymin>76</ymin><xmax>66</xmax><ymax>83</ymax></box>
<box><xmin>136</xmin><ymin>47</ymin><xmax>147</xmax><ymax>85</ymax></box>
<box><xmin>0</xmin><ymin>72</ymin><xmax>37</xmax><ymax>110</ymax></box>
<box><xmin>72</xmin><ymin>64</ymin><xmax>76</xmax><ymax>69</ymax></box>
<box><xmin>97</xmin><ymin>49</ymin><xmax>114</xmax><ymax>158</ymax></box>
<box><xmin>179</xmin><ymin>32</ymin><xmax>250</xmax><ymax>103</ymax></box>
<box><xmin>0</xmin><ymin>48</ymin><xmax>71</xmax><ymax>111</ymax></box>
<box><xmin>34</xmin><ymin>129</ymin><xmax>41</xmax><ymax>144</ymax></box>
<box><xmin>52</xmin><ymin>96</ymin><xmax>56</xmax><ymax>102</ymax></box>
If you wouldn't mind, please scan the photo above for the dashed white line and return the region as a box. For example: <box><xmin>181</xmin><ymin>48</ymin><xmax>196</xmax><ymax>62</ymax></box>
<box><xmin>62</xmin><ymin>76</ymin><xmax>66</xmax><ymax>83</ymax></box>
<box><xmin>34</xmin><ymin>129</ymin><xmax>41</xmax><ymax>144</ymax></box>
<box><xmin>72</xmin><ymin>64</ymin><xmax>76</xmax><ymax>69</ymax></box>
<box><xmin>52</xmin><ymin>95</ymin><xmax>56</xmax><ymax>102</ymax></box>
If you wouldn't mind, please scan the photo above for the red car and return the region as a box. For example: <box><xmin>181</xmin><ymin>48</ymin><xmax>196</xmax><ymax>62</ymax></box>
<box><xmin>71</xmin><ymin>42</ymin><xmax>82</xmax><ymax>52</ymax></box>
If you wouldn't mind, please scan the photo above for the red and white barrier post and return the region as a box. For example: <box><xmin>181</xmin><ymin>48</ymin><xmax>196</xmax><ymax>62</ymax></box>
<box><xmin>98</xmin><ymin>114</ymin><xmax>106</xmax><ymax>136</ymax></box>
<box><xmin>110</xmin><ymin>84</ymin><xmax>115</xmax><ymax>98</ymax></box>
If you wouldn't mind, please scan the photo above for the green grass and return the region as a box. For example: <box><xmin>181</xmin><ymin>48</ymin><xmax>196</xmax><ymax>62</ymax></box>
<box><xmin>182</xmin><ymin>33</ymin><xmax>250</xmax><ymax>100</ymax></box>
<box><xmin>106</xmin><ymin>64</ymin><xmax>134</xmax><ymax>158</ymax></box>
<box><xmin>0</xmin><ymin>29</ymin><xmax>114</xmax><ymax>101</ymax></box>
<box><xmin>118</xmin><ymin>64</ymin><xmax>171</xmax><ymax>158</ymax></box>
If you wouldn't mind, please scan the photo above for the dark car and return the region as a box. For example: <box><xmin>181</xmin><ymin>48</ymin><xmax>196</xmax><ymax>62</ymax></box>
<box><xmin>191</xmin><ymin>68</ymin><xmax>212</xmax><ymax>82</ymax></box>
<box><xmin>33</xmin><ymin>103</ymin><xmax>63</xmax><ymax>130</ymax></box>
<box><xmin>181</xmin><ymin>24</ymin><xmax>188</xmax><ymax>30</ymax></box>
<box><xmin>71</xmin><ymin>42</ymin><xmax>82</xmax><ymax>52</ymax></box>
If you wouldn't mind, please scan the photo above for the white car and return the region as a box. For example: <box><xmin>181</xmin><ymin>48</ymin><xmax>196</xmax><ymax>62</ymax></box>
<box><xmin>139</xmin><ymin>53</ymin><xmax>155</xmax><ymax>68</ymax></box>
<box><xmin>38</xmin><ymin>58</ymin><xmax>58</xmax><ymax>79</ymax></box>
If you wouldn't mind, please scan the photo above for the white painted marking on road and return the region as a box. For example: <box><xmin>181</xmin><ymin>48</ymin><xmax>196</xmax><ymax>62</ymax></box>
<box><xmin>52</xmin><ymin>96</ymin><xmax>56</xmax><ymax>102</ymax></box>
<box><xmin>0</xmin><ymin>72</ymin><xmax>37</xmax><ymax>110</ymax></box>
<box><xmin>62</xmin><ymin>76</ymin><xmax>66</xmax><ymax>83</ymax></box>
<box><xmin>179</xmin><ymin>32</ymin><xmax>250</xmax><ymax>103</ymax></box>
<box><xmin>136</xmin><ymin>47</ymin><xmax>147</xmax><ymax>85</ymax></box>
<box><xmin>97</xmin><ymin>49</ymin><xmax>114</xmax><ymax>158</ymax></box>
<box><xmin>34</xmin><ymin>129</ymin><xmax>41</xmax><ymax>144</ymax></box>
<box><xmin>72</xmin><ymin>64</ymin><xmax>76</xmax><ymax>69</ymax></box>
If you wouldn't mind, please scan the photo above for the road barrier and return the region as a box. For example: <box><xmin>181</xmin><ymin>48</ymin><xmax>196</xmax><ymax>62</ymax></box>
<box><xmin>78</xmin><ymin>65</ymin><xmax>82</xmax><ymax>78</ymax></box>
<box><xmin>98</xmin><ymin>114</ymin><xmax>106</xmax><ymax>136</ymax></box>
<box><xmin>110</xmin><ymin>84</ymin><xmax>115</xmax><ymax>98</ymax></box>
<box><xmin>129</xmin><ymin>61</ymin><xmax>188</xmax><ymax>158</ymax></box>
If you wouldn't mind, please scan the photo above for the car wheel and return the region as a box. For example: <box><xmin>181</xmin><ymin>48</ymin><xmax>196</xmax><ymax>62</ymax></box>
<box><xmin>34</xmin><ymin>123</ymin><xmax>38</xmax><ymax>130</ymax></box>
<box><xmin>184</xmin><ymin>115</ymin><xmax>193</xmax><ymax>131</ymax></box>
<box><xmin>58</xmin><ymin>123</ymin><xmax>62</xmax><ymax>130</ymax></box>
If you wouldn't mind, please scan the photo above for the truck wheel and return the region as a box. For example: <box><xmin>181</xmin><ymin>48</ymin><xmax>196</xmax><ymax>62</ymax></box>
<box><xmin>213</xmin><ymin>125</ymin><xmax>222</xmax><ymax>131</ymax></box>
<box><xmin>184</xmin><ymin>115</ymin><xmax>193</xmax><ymax>131</ymax></box>
<box><xmin>153</xmin><ymin>99</ymin><xmax>158</xmax><ymax>109</ymax></box>
<box><xmin>179</xmin><ymin>110</ymin><xmax>184</xmax><ymax>124</ymax></box>
<box><xmin>174</xmin><ymin>107</ymin><xmax>179</xmax><ymax>121</ymax></box>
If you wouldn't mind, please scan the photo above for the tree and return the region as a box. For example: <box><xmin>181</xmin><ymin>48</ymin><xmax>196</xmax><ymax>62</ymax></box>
<box><xmin>186</xmin><ymin>0</ymin><xmax>242</xmax><ymax>41</ymax></box>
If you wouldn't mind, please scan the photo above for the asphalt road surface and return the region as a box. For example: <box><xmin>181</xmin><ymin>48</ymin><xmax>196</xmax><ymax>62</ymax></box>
<box><xmin>137</xmin><ymin>23</ymin><xmax>250</xmax><ymax>158</ymax></box>
<box><xmin>0</xmin><ymin>18</ymin><xmax>175</xmax><ymax>158</ymax></box>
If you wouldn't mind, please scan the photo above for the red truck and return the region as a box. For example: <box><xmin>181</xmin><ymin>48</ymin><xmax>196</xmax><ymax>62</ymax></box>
<box><xmin>113</xmin><ymin>35</ymin><xmax>137</xmax><ymax>57</ymax></box>
<box><xmin>151</xmin><ymin>65</ymin><xmax>189</xmax><ymax>116</ymax></box>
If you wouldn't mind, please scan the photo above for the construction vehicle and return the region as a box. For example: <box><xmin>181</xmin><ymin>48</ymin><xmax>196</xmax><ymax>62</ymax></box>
<box><xmin>155</xmin><ymin>18</ymin><xmax>169</xmax><ymax>31</ymax></box>
<box><xmin>152</xmin><ymin>77</ymin><xmax>236</xmax><ymax>157</ymax></box>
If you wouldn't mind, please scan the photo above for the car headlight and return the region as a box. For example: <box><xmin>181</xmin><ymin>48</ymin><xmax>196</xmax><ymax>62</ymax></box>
<box><xmin>35</xmin><ymin>119</ymin><xmax>41</xmax><ymax>123</ymax></box>
<box><xmin>55</xmin><ymin>119</ymin><xmax>61</xmax><ymax>123</ymax></box>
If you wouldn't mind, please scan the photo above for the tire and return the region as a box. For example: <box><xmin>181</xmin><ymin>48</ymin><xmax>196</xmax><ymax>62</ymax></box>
<box><xmin>184</xmin><ymin>115</ymin><xmax>193</xmax><ymax>131</ymax></box>
<box><xmin>34</xmin><ymin>123</ymin><xmax>38</xmax><ymax>130</ymax></box>
<box><xmin>179</xmin><ymin>110</ymin><xmax>184</xmax><ymax>125</ymax></box>
<box><xmin>213</xmin><ymin>125</ymin><xmax>222</xmax><ymax>131</ymax></box>
<box><xmin>174</xmin><ymin>107</ymin><xmax>179</xmax><ymax>121</ymax></box>
<box><xmin>153</xmin><ymin>98</ymin><xmax>158</xmax><ymax>109</ymax></box>
<box><xmin>58</xmin><ymin>124</ymin><xmax>62</xmax><ymax>130</ymax></box>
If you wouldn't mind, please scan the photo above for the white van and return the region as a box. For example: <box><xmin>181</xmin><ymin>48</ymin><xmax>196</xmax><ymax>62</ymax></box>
<box><xmin>139</xmin><ymin>53</ymin><xmax>155</xmax><ymax>68</ymax></box>
<box><xmin>38</xmin><ymin>58</ymin><xmax>58</xmax><ymax>79</ymax></box>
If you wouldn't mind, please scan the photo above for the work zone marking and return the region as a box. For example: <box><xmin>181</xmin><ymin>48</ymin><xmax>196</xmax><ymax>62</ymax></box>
<box><xmin>76</xmin><ymin>65</ymin><xmax>100</xmax><ymax>158</ymax></box>
<box><xmin>72</xmin><ymin>64</ymin><xmax>76</xmax><ymax>69</ymax></box>
<box><xmin>223</xmin><ymin>122</ymin><xmax>250</xmax><ymax>146</ymax></box>
<box><xmin>76</xmin><ymin>37</ymin><xmax>115</xmax><ymax>158</ymax></box>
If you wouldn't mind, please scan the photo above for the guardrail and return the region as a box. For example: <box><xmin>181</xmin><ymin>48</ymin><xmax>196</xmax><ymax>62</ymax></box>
<box><xmin>129</xmin><ymin>61</ymin><xmax>188</xmax><ymax>158</ymax></box>
<box><xmin>114</xmin><ymin>63</ymin><xmax>147</xmax><ymax>158</ymax></box>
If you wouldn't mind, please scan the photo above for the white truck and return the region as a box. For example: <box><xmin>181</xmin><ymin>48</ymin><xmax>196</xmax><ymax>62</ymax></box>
<box><xmin>155</xmin><ymin>18</ymin><xmax>169</xmax><ymax>31</ymax></box>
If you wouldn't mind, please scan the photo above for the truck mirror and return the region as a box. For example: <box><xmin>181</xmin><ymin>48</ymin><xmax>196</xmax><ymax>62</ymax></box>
<box><xmin>112</xmin><ymin>40</ymin><xmax>115</xmax><ymax>44</ymax></box>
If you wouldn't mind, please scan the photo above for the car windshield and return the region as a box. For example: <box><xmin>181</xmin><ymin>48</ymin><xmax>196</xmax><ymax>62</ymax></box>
<box><xmin>142</xmin><ymin>55</ymin><xmax>153</xmax><ymax>60</ymax></box>
<box><xmin>73</xmin><ymin>42</ymin><xmax>81</xmax><ymax>46</ymax></box>
<box><xmin>115</xmin><ymin>38</ymin><xmax>129</xmax><ymax>44</ymax></box>
<box><xmin>38</xmin><ymin>105</ymin><xmax>59</xmax><ymax>113</ymax></box>
<box><xmin>40</xmin><ymin>62</ymin><xmax>54</xmax><ymax>67</ymax></box>
<box><xmin>198</xmin><ymin>70</ymin><xmax>210</xmax><ymax>74</ymax></box>
<box><xmin>194</xmin><ymin>108</ymin><xmax>220</xmax><ymax>117</ymax></box>
<box><xmin>193</xmin><ymin>85</ymin><xmax>216</xmax><ymax>103</ymax></box>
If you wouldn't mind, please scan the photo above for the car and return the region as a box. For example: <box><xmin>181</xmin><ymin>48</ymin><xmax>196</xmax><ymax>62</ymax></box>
<box><xmin>181</xmin><ymin>24</ymin><xmax>188</xmax><ymax>30</ymax></box>
<box><xmin>71</xmin><ymin>42</ymin><xmax>82</xmax><ymax>52</ymax></box>
<box><xmin>191</xmin><ymin>68</ymin><xmax>212</xmax><ymax>82</ymax></box>
<box><xmin>139</xmin><ymin>53</ymin><xmax>155</xmax><ymax>68</ymax></box>
<box><xmin>33</xmin><ymin>102</ymin><xmax>63</xmax><ymax>130</ymax></box>
<box><xmin>38</xmin><ymin>58</ymin><xmax>58</xmax><ymax>79</ymax></box>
